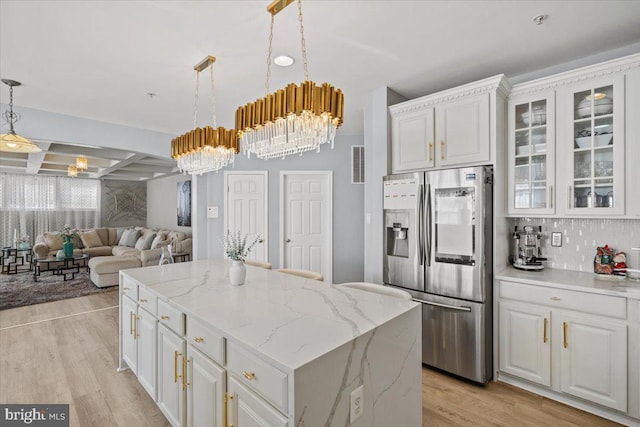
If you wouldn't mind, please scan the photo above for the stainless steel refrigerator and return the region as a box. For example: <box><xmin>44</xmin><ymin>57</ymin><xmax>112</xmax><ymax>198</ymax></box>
<box><xmin>383</xmin><ymin>166</ymin><xmax>493</xmax><ymax>383</ymax></box>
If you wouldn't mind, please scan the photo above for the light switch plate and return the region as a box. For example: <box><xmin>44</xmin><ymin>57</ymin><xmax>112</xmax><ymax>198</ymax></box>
<box><xmin>350</xmin><ymin>385</ymin><xmax>363</xmax><ymax>423</ymax></box>
<box><xmin>207</xmin><ymin>206</ymin><xmax>219</xmax><ymax>219</ymax></box>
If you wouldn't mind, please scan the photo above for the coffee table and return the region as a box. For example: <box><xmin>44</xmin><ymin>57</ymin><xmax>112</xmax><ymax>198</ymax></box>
<box><xmin>1</xmin><ymin>246</ymin><xmax>33</xmax><ymax>274</ymax></box>
<box><xmin>33</xmin><ymin>254</ymin><xmax>90</xmax><ymax>282</ymax></box>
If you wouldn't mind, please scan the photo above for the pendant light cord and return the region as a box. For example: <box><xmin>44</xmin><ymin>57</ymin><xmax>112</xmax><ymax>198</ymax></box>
<box><xmin>3</xmin><ymin>85</ymin><xmax>18</xmax><ymax>133</ymax></box>
<box><xmin>265</xmin><ymin>13</ymin><xmax>275</xmax><ymax>95</ymax></box>
<box><xmin>193</xmin><ymin>71</ymin><xmax>200</xmax><ymax>128</ymax></box>
<box><xmin>210</xmin><ymin>62</ymin><xmax>217</xmax><ymax>128</ymax></box>
<box><xmin>297</xmin><ymin>0</ymin><xmax>309</xmax><ymax>82</ymax></box>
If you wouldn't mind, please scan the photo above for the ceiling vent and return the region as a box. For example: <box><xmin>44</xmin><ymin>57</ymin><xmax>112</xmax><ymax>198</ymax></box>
<box><xmin>351</xmin><ymin>145</ymin><xmax>364</xmax><ymax>184</ymax></box>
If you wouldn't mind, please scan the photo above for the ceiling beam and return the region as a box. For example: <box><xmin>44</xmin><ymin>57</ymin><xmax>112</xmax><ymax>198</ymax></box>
<box><xmin>94</xmin><ymin>153</ymin><xmax>147</xmax><ymax>178</ymax></box>
<box><xmin>43</xmin><ymin>153</ymin><xmax>114</xmax><ymax>168</ymax></box>
<box><xmin>48</xmin><ymin>144</ymin><xmax>132</xmax><ymax>161</ymax></box>
<box><xmin>25</xmin><ymin>141</ymin><xmax>52</xmax><ymax>174</ymax></box>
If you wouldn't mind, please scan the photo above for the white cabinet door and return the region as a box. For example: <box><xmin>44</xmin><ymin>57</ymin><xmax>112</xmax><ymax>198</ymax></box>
<box><xmin>435</xmin><ymin>92</ymin><xmax>490</xmax><ymax>167</ymax></box>
<box><xmin>499</xmin><ymin>301</ymin><xmax>551</xmax><ymax>386</ymax></box>
<box><xmin>228</xmin><ymin>376</ymin><xmax>288</xmax><ymax>427</ymax></box>
<box><xmin>559</xmin><ymin>313</ymin><xmax>627</xmax><ymax>411</ymax></box>
<box><xmin>187</xmin><ymin>346</ymin><xmax>225</xmax><ymax>427</ymax></box>
<box><xmin>121</xmin><ymin>295</ymin><xmax>138</xmax><ymax>375</ymax></box>
<box><xmin>391</xmin><ymin>107</ymin><xmax>435</xmax><ymax>172</ymax></box>
<box><xmin>507</xmin><ymin>92</ymin><xmax>556</xmax><ymax>215</ymax></box>
<box><xmin>137</xmin><ymin>307</ymin><xmax>157</xmax><ymax>400</ymax></box>
<box><xmin>564</xmin><ymin>75</ymin><xmax>625</xmax><ymax>216</ymax></box>
<box><xmin>158</xmin><ymin>323</ymin><xmax>186</xmax><ymax>427</ymax></box>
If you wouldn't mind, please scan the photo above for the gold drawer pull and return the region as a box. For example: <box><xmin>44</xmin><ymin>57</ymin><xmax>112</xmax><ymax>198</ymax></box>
<box><xmin>428</xmin><ymin>142</ymin><xmax>433</xmax><ymax>161</ymax></box>
<box><xmin>440</xmin><ymin>140</ymin><xmax>445</xmax><ymax>160</ymax></box>
<box><xmin>563</xmin><ymin>322</ymin><xmax>568</xmax><ymax>348</ymax></box>
<box><xmin>550</xmin><ymin>297</ymin><xmax>561</xmax><ymax>301</ymax></box>
<box><xmin>139</xmin><ymin>298</ymin><xmax>148</xmax><ymax>303</ymax></box>
<box><xmin>543</xmin><ymin>318</ymin><xmax>548</xmax><ymax>343</ymax></box>
<box><xmin>182</xmin><ymin>356</ymin><xmax>189</xmax><ymax>391</ymax></box>
<box><xmin>129</xmin><ymin>312</ymin><xmax>134</xmax><ymax>336</ymax></box>
<box><xmin>161</xmin><ymin>315</ymin><xmax>170</xmax><ymax>320</ymax></box>
<box><xmin>242</xmin><ymin>371</ymin><xmax>255</xmax><ymax>381</ymax></box>
<box><xmin>174</xmin><ymin>351</ymin><xmax>181</xmax><ymax>383</ymax></box>
<box><xmin>194</xmin><ymin>337</ymin><xmax>204</xmax><ymax>343</ymax></box>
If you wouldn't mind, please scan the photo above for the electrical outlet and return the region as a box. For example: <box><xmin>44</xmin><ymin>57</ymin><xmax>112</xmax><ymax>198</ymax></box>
<box><xmin>350</xmin><ymin>385</ymin><xmax>363</xmax><ymax>424</ymax></box>
<box><xmin>207</xmin><ymin>206</ymin><xmax>219</xmax><ymax>219</ymax></box>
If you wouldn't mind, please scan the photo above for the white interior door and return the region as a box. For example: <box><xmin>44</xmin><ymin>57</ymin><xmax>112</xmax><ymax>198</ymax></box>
<box><xmin>280</xmin><ymin>171</ymin><xmax>333</xmax><ymax>283</ymax></box>
<box><xmin>224</xmin><ymin>172</ymin><xmax>268</xmax><ymax>262</ymax></box>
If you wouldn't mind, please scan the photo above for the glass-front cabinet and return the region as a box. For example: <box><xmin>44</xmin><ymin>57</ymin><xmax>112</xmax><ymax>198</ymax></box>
<box><xmin>508</xmin><ymin>93</ymin><xmax>555</xmax><ymax>215</ymax></box>
<box><xmin>567</xmin><ymin>75</ymin><xmax>624</xmax><ymax>215</ymax></box>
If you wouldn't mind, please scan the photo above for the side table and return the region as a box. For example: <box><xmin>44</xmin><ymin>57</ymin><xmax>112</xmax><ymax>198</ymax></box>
<box><xmin>1</xmin><ymin>246</ymin><xmax>33</xmax><ymax>274</ymax></box>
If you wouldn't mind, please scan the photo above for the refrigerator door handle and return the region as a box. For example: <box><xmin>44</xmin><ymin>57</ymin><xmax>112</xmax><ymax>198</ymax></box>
<box><xmin>411</xmin><ymin>298</ymin><xmax>472</xmax><ymax>312</ymax></box>
<box><xmin>417</xmin><ymin>183</ymin><xmax>425</xmax><ymax>265</ymax></box>
<box><xmin>425</xmin><ymin>184</ymin><xmax>432</xmax><ymax>267</ymax></box>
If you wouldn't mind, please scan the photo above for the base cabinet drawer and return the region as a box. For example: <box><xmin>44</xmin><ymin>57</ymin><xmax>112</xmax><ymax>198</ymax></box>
<box><xmin>228</xmin><ymin>376</ymin><xmax>288</xmax><ymax>427</ymax></box>
<box><xmin>187</xmin><ymin>316</ymin><xmax>225</xmax><ymax>366</ymax></box>
<box><xmin>158</xmin><ymin>299</ymin><xmax>185</xmax><ymax>336</ymax></box>
<box><xmin>227</xmin><ymin>342</ymin><xmax>288</xmax><ymax>413</ymax></box>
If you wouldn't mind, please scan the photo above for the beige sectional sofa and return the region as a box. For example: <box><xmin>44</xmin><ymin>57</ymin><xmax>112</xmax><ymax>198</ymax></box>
<box><xmin>33</xmin><ymin>227</ymin><xmax>191</xmax><ymax>287</ymax></box>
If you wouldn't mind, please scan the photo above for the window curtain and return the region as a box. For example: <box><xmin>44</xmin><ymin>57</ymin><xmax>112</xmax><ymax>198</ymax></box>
<box><xmin>0</xmin><ymin>174</ymin><xmax>101</xmax><ymax>247</ymax></box>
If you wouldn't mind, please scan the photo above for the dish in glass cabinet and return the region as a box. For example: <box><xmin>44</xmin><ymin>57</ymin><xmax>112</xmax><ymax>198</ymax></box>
<box><xmin>576</xmin><ymin>97</ymin><xmax>613</xmax><ymax>117</ymax></box>
<box><xmin>520</xmin><ymin>109</ymin><xmax>546</xmax><ymax>126</ymax></box>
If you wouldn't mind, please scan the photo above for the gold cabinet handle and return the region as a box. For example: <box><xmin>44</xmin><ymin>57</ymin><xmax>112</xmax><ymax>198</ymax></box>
<box><xmin>161</xmin><ymin>315</ymin><xmax>170</xmax><ymax>320</ymax></box>
<box><xmin>550</xmin><ymin>297</ymin><xmax>561</xmax><ymax>301</ymax></box>
<box><xmin>242</xmin><ymin>371</ymin><xmax>255</xmax><ymax>381</ymax></box>
<box><xmin>129</xmin><ymin>312</ymin><xmax>134</xmax><ymax>336</ymax></box>
<box><xmin>563</xmin><ymin>322</ymin><xmax>568</xmax><ymax>348</ymax></box>
<box><xmin>182</xmin><ymin>356</ymin><xmax>189</xmax><ymax>391</ymax></box>
<box><xmin>139</xmin><ymin>298</ymin><xmax>147</xmax><ymax>303</ymax></box>
<box><xmin>428</xmin><ymin>142</ymin><xmax>433</xmax><ymax>161</ymax></box>
<box><xmin>194</xmin><ymin>337</ymin><xmax>204</xmax><ymax>343</ymax></box>
<box><xmin>174</xmin><ymin>351</ymin><xmax>182</xmax><ymax>383</ymax></box>
<box><xmin>440</xmin><ymin>140</ymin><xmax>445</xmax><ymax>160</ymax></box>
<box><xmin>543</xmin><ymin>318</ymin><xmax>548</xmax><ymax>343</ymax></box>
<box><xmin>134</xmin><ymin>315</ymin><xmax>140</xmax><ymax>337</ymax></box>
<box><xmin>224</xmin><ymin>392</ymin><xmax>234</xmax><ymax>427</ymax></box>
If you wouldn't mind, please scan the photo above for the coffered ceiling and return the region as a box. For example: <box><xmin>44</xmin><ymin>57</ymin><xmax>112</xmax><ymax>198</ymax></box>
<box><xmin>1</xmin><ymin>1</ymin><xmax>639</xmax><ymax>177</ymax></box>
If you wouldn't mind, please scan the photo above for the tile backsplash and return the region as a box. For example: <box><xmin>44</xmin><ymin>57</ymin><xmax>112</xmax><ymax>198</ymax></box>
<box><xmin>508</xmin><ymin>218</ymin><xmax>640</xmax><ymax>272</ymax></box>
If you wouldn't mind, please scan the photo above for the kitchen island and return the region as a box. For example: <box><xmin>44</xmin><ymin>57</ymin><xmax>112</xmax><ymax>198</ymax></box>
<box><xmin>118</xmin><ymin>259</ymin><xmax>421</xmax><ymax>427</ymax></box>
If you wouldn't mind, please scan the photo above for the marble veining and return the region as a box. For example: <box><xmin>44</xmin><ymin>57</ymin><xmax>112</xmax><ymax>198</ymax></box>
<box><xmin>121</xmin><ymin>259</ymin><xmax>418</xmax><ymax>371</ymax></box>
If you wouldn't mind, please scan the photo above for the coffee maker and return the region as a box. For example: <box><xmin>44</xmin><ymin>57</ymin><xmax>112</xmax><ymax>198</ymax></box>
<box><xmin>510</xmin><ymin>225</ymin><xmax>547</xmax><ymax>271</ymax></box>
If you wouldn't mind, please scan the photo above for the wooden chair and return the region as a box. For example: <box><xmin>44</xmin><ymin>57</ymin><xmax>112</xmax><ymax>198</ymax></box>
<box><xmin>244</xmin><ymin>259</ymin><xmax>272</xmax><ymax>270</ymax></box>
<box><xmin>275</xmin><ymin>268</ymin><xmax>324</xmax><ymax>281</ymax></box>
<box><xmin>337</xmin><ymin>282</ymin><xmax>412</xmax><ymax>300</ymax></box>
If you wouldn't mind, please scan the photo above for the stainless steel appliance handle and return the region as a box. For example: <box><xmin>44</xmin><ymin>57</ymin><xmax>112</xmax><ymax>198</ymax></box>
<box><xmin>425</xmin><ymin>184</ymin><xmax>432</xmax><ymax>267</ymax></box>
<box><xmin>411</xmin><ymin>298</ymin><xmax>471</xmax><ymax>312</ymax></box>
<box><xmin>417</xmin><ymin>183</ymin><xmax>425</xmax><ymax>265</ymax></box>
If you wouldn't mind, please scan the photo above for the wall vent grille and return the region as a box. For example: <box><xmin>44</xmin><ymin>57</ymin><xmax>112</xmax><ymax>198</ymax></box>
<box><xmin>351</xmin><ymin>145</ymin><xmax>364</xmax><ymax>184</ymax></box>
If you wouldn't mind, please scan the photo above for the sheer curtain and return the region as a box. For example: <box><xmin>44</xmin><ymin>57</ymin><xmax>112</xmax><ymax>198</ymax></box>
<box><xmin>0</xmin><ymin>174</ymin><xmax>101</xmax><ymax>247</ymax></box>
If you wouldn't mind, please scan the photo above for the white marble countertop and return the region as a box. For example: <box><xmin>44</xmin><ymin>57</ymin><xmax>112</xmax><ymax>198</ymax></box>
<box><xmin>122</xmin><ymin>259</ymin><xmax>419</xmax><ymax>371</ymax></box>
<box><xmin>496</xmin><ymin>266</ymin><xmax>640</xmax><ymax>300</ymax></box>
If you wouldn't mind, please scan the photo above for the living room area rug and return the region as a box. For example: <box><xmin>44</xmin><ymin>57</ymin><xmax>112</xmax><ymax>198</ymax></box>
<box><xmin>0</xmin><ymin>271</ymin><xmax>117</xmax><ymax>311</ymax></box>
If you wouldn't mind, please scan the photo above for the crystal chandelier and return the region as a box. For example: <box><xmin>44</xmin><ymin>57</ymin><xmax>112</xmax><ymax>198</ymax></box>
<box><xmin>67</xmin><ymin>165</ymin><xmax>78</xmax><ymax>177</ymax></box>
<box><xmin>0</xmin><ymin>79</ymin><xmax>42</xmax><ymax>153</ymax></box>
<box><xmin>76</xmin><ymin>155</ymin><xmax>88</xmax><ymax>170</ymax></box>
<box><xmin>235</xmin><ymin>0</ymin><xmax>344</xmax><ymax>160</ymax></box>
<box><xmin>171</xmin><ymin>56</ymin><xmax>238</xmax><ymax>175</ymax></box>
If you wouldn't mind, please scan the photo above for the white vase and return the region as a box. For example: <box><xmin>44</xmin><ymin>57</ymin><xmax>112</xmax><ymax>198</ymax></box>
<box><xmin>229</xmin><ymin>260</ymin><xmax>246</xmax><ymax>286</ymax></box>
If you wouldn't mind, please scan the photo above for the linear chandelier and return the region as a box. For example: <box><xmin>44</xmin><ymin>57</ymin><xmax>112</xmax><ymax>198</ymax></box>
<box><xmin>0</xmin><ymin>79</ymin><xmax>42</xmax><ymax>153</ymax></box>
<box><xmin>171</xmin><ymin>56</ymin><xmax>238</xmax><ymax>175</ymax></box>
<box><xmin>235</xmin><ymin>0</ymin><xmax>344</xmax><ymax>160</ymax></box>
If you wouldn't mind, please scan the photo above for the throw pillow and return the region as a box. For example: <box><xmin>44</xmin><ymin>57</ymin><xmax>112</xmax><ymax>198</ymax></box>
<box><xmin>135</xmin><ymin>233</ymin><xmax>156</xmax><ymax>251</ymax></box>
<box><xmin>79</xmin><ymin>230</ymin><xmax>103</xmax><ymax>248</ymax></box>
<box><xmin>150</xmin><ymin>232</ymin><xmax>168</xmax><ymax>249</ymax></box>
<box><xmin>119</xmin><ymin>229</ymin><xmax>141</xmax><ymax>247</ymax></box>
<box><xmin>43</xmin><ymin>232</ymin><xmax>64</xmax><ymax>251</ymax></box>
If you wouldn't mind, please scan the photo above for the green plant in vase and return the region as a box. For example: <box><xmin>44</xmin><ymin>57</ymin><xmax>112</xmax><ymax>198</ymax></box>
<box><xmin>59</xmin><ymin>224</ymin><xmax>79</xmax><ymax>258</ymax></box>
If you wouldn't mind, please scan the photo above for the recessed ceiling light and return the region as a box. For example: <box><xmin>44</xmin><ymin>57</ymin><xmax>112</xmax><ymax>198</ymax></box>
<box><xmin>532</xmin><ymin>14</ymin><xmax>548</xmax><ymax>25</ymax></box>
<box><xmin>274</xmin><ymin>55</ymin><xmax>294</xmax><ymax>67</ymax></box>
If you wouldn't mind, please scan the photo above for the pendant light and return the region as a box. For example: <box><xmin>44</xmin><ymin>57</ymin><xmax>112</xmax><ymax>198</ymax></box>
<box><xmin>171</xmin><ymin>56</ymin><xmax>238</xmax><ymax>175</ymax></box>
<box><xmin>0</xmin><ymin>79</ymin><xmax>41</xmax><ymax>153</ymax></box>
<box><xmin>235</xmin><ymin>0</ymin><xmax>344</xmax><ymax>160</ymax></box>
<box><xmin>76</xmin><ymin>156</ymin><xmax>88</xmax><ymax>170</ymax></box>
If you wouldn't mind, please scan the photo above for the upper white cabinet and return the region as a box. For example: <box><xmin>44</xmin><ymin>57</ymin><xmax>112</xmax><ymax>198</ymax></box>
<box><xmin>390</xmin><ymin>75</ymin><xmax>509</xmax><ymax>173</ymax></box>
<box><xmin>507</xmin><ymin>53</ymin><xmax>639</xmax><ymax>217</ymax></box>
<box><xmin>507</xmin><ymin>92</ymin><xmax>556</xmax><ymax>215</ymax></box>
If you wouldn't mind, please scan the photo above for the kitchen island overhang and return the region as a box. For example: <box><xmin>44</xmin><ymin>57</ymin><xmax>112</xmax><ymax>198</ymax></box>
<box><xmin>118</xmin><ymin>259</ymin><xmax>421</xmax><ymax>426</ymax></box>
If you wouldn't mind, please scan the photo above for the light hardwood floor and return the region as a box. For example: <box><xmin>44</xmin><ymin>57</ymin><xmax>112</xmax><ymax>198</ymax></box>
<box><xmin>1</xmin><ymin>293</ymin><xmax>622</xmax><ymax>427</ymax></box>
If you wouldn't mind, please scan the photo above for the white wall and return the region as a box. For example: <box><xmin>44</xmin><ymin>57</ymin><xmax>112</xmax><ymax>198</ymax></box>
<box><xmin>200</xmin><ymin>133</ymin><xmax>365</xmax><ymax>284</ymax></box>
<box><xmin>147</xmin><ymin>173</ymin><xmax>192</xmax><ymax>234</ymax></box>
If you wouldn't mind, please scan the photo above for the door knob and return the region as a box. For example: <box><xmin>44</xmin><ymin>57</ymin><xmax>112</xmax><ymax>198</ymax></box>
<box><xmin>285</xmin><ymin>239</ymin><xmax>291</xmax><ymax>243</ymax></box>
